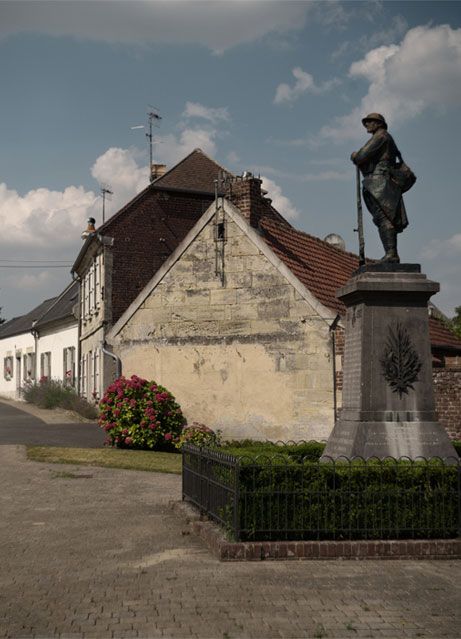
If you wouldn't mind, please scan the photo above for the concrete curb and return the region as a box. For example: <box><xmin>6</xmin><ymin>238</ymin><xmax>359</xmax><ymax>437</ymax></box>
<box><xmin>171</xmin><ymin>500</ymin><xmax>461</xmax><ymax>561</ymax></box>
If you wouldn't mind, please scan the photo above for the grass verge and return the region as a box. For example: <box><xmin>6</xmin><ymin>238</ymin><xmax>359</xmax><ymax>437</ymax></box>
<box><xmin>26</xmin><ymin>446</ymin><xmax>182</xmax><ymax>474</ymax></box>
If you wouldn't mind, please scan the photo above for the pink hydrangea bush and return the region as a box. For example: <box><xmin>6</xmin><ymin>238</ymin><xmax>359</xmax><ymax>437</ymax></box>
<box><xmin>174</xmin><ymin>422</ymin><xmax>221</xmax><ymax>450</ymax></box>
<box><xmin>99</xmin><ymin>375</ymin><xmax>186</xmax><ymax>449</ymax></box>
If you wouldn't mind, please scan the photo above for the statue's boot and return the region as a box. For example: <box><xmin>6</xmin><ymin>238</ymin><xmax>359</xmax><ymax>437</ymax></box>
<box><xmin>378</xmin><ymin>226</ymin><xmax>400</xmax><ymax>263</ymax></box>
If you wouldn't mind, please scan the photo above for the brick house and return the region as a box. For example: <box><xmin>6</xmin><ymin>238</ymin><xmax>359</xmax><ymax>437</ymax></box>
<box><xmin>107</xmin><ymin>174</ymin><xmax>461</xmax><ymax>441</ymax></box>
<box><xmin>71</xmin><ymin>149</ymin><xmax>231</xmax><ymax>400</ymax></box>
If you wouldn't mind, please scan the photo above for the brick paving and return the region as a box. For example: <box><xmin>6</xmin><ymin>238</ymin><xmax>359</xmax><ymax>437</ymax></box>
<box><xmin>1</xmin><ymin>445</ymin><xmax>460</xmax><ymax>639</ymax></box>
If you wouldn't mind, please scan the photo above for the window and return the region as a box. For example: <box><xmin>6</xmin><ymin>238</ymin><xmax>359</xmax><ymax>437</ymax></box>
<box><xmin>63</xmin><ymin>346</ymin><xmax>76</xmax><ymax>386</ymax></box>
<box><xmin>22</xmin><ymin>353</ymin><xmax>35</xmax><ymax>381</ymax></box>
<box><xmin>80</xmin><ymin>354</ymin><xmax>87</xmax><ymax>397</ymax></box>
<box><xmin>3</xmin><ymin>356</ymin><xmax>13</xmax><ymax>381</ymax></box>
<box><xmin>81</xmin><ymin>254</ymin><xmax>103</xmax><ymax>322</ymax></box>
<box><xmin>40</xmin><ymin>352</ymin><xmax>51</xmax><ymax>380</ymax></box>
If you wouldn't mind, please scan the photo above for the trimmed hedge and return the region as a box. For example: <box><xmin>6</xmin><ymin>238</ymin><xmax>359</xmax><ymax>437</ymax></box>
<box><xmin>183</xmin><ymin>442</ymin><xmax>461</xmax><ymax>542</ymax></box>
<box><xmin>237</xmin><ymin>457</ymin><xmax>460</xmax><ymax>541</ymax></box>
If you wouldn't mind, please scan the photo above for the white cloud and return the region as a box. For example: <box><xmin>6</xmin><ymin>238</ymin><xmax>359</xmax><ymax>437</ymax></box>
<box><xmin>0</xmin><ymin>1</ymin><xmax>310</xmax><ymax>53</ymax></box>
<box><xmin>422</xmin><ymin>233</ymin><xmax>461</xmax><ymax>260</ymax></box>
<box><xmin>331</xmin><ymin>15</ymin><xmax>408</xmax><ymax>62</ymax></box>
<box><xmin>320</xmin><ymin>25</ymin><xmax>461</xmax><ymax>142</ymax></box>
<box><xmin>154</xmin><ymin>127</ymin><xmax>218</xmax><ymax>167</ymax></box>
<box><xmin>261</xmin><ymin>176</ymin><xmax>299</xmax><ymax>220</ymax></box>
<box><xmin>274</xmin><ymin>67</ymin><xmax>339</xmax><ymax>104</ymax></box>
<box><xmin>183</xmin><ymin>102</ymin><xmax>229</xmax><ymax>124</ymax></box>
<box><xmin>226</xmin><ymin>151</ymin><xmax>240</xmax><ymax>165</ymax></box>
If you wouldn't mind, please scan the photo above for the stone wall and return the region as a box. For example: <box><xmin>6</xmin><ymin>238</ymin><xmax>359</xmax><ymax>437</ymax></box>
<box><xmin>433</xmin><ymin>368</ymin><xmax>461</xmax><ymax>440</ymax></box>
<box><xmin>114</xmin><ymin>211</ymin><xmax>335</xmax><ymax>441</ymax></box>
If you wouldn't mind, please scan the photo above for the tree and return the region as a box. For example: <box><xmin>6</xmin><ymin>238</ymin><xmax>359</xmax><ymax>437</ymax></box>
<box><xmin>451</xmin><ymin>306</ymin><xmax>461</xmax><ymax>339</ymax></box>
<box><xmin>0</xmin><ymin>307</ymin><xmax>5</xmax><ymax>325</ymax></box>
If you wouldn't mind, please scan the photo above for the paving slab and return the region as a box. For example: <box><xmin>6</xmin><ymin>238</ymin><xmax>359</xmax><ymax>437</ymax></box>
<box><xmin>1</xmin><ymin>445</ymin><xmax>460</xmax><ymax>638</ymax></box>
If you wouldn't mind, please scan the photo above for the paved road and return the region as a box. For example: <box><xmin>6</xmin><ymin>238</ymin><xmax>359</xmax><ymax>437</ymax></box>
<box><xmin>1</xmin><ymin>445</ymin><xmax>460</xmax><ymax>639</ymax></box>
<box><xmin>0</xmin><ymin>400</ymin><xmax>104</xmax><ymax>448</ymax></box>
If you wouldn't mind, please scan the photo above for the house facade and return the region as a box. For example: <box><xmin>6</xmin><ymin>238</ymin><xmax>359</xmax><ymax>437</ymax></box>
<box><xmin>71</xmin><ymin>149</ymin><xmax>231</xmax><ymax>401</ymax></box>
<box><xmin>108</xmin><ymin>174</ymin><xmax>461</xmax><ymax>441</ymax></box>
<box><xmin>0</xmin><ymin>282</ymin><xmax>78</xmax><ymax>399</ymax></box>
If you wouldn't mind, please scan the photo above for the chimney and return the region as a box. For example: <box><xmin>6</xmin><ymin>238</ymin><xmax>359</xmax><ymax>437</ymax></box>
<box><xmin>81</xmin><ymin>217</ymin><xmax>96</xmax><ymax>240</ymax></box>
<box><xmin>151</xmin><ymin>163</ymin><xmax>167</xmax><ymax>181</ymax></box>
<box><xmin>227</xmin><ymin>173</ymin><xmax>265</xmax><ymax>228</ymax></box>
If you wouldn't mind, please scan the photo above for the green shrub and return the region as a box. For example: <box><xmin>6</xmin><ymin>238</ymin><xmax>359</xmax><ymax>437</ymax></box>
<box><xmin>236</xmin><ymin>457</ymin><xmax>459</xmax><ymax>541</ymax></box>
<box><xmin>174</xmin><ymin>422</ymin><xmax>221</xmax><ymax>450</ymax></box>
<box><xmin>452</xmin><ymin>440</ymin><xmax>461</xmax><ymax>456</ymax></box>
<box><xmin>221</xmin><ymin>440</ymin><xmax>325</xmax><ymax>462</ymax></box>
<box><xmin>99</xmin><ymin>375</ymin><xmax>186</xmax><ymax>450</ymax></box>
<box><xmin>22</xmin><ymin>379</ymin><xmax>98</xmax><ymax>419</ymax></box>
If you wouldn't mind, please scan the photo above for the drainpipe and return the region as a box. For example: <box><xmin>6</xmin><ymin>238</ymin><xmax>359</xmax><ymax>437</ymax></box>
<box><xmin>31</xmin><ymin>321</ymin><xmax>39</xmax><ymax>381</ymax></box>
<box><xmin>329</xmin><ymin>314</ymin><xmax>341</xmax><ymax>422</ymax></box>
<box><xmin>72</xmin><ymin>271</ymin><xmax>82</xmax><ymax>395</ymax></box>
<box><xmin>101</xmin><ymin>341</ymin><xmax>122</xmax><ymax>380</ymax></box>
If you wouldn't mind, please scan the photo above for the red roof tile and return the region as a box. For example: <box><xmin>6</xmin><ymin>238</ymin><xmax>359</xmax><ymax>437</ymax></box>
<box><xmin>260</xmin><ymin>216</ymin><xmax>359</xmax><ymax>316</ymax></box>
<box><xmin>259</xmin><ymin>216</ymin><xmax>461</xmax><ymax>352</ymax></box>
<box><xmin>429</xmin><ymin>316</ymin><xmax>461</xmax><ymax>350</ymax></box>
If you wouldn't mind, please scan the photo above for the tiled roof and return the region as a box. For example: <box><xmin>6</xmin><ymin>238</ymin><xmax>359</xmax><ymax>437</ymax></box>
<box><xmin>259</xmin><ymin>216</ymin><xmax>360</xmax><ymax>316</ymax></box>
<box><xmin>34</xmin><ymin>280</ymin><xmax>78</xmax><ymax>329</ymax></box>
<box><xmin>0</xmin><ymin>298</ymin><xmax>57</xmax><ymax>339</ymax></box>
<box><xmin>259</xmin><ymin>217</ymin><xmax>461</xmax><ymax>352</ymax></box>
<box><xmin>429</xmin><ymin>316</ymin><xmax>461</xmax><ymax>350</ymax></box>
<box><xmin>153</xmin><ymin>149</ymin><xmax>232</xmax><ymax>193</ymax></box>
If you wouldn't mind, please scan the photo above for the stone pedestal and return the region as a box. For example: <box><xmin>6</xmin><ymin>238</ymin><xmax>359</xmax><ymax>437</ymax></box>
<box><xmin>322</xmin><ymin>264</ymin><xmax>457</xmax><ymax>461</ymax></box>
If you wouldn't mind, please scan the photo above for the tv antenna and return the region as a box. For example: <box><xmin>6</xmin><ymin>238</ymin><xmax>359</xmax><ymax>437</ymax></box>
<box><xmin>100</xmin><ymin>185</ymin><xmax>113</xmax><ymax>224</ymax></box>
<box><xmin>130</xmin><ymin>106</ymin><xmax>162</xmax><ymax>182</ymax></box>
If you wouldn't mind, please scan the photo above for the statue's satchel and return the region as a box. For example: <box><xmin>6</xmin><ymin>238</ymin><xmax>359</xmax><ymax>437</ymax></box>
<box><xmin>390</xmin><ymin>151</ymin><xmax>417</xmax><ymax>193</ymax></box>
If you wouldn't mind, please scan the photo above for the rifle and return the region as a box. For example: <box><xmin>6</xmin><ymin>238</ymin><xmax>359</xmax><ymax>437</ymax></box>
<box><xmin>355</xmin><ymin>165</ymin><xmax>365</xmax><ymax>266</ymax></box>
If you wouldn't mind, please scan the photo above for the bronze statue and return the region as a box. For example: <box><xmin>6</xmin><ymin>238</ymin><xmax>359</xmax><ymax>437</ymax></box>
<box><xmin>351</xmin><ymin>113</ymin><xmax>409</xmax><ymax>263</ymax></box>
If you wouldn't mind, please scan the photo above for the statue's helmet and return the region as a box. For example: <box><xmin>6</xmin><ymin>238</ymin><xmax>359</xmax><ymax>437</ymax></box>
<box><xmin>361</xmin><ymin>113</ymin><xmax>387</xmax><ymax>129</ymax></box>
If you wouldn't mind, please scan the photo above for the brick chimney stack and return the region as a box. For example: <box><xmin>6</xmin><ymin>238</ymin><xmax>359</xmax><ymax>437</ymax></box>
<box><xmin>227</xmin><ymin>173</ymin><xmax>265</xmax><ymax>228</ymax></box>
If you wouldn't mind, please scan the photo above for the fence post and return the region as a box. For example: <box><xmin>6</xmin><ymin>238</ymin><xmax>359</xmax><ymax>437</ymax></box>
<box><xmin>233</xmin><ymin>459</ymin><xmax>240</xmax><ymax>541</ymax></box>
<box><xmin>181</xmin><ymin>448</ymin><xmax>185</xmax><ymax>501</ymax></box>
<box><xmin>457</xmin><ymin>462</ymin><xmax>461</xmax><ymax>538</ymax></box>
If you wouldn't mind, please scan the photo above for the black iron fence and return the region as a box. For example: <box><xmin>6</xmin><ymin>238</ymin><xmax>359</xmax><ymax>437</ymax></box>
<box><xmin>182</xmin><ymin>443</ymin><xmax>461</xmax><ymax>542</ymax></box>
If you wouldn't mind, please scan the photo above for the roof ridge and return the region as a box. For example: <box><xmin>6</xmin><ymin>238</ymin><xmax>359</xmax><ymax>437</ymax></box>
<box><xmin>34</xmin><ymin>280</ymin><xmax>78</xmax><ymax>325</ymax></box>
<box><xmin>262</xmin><ymin>216</ymin><xmax>359</xmax><ymax>261</ymax></box>
<box><xmin>153</xmin><ymin>148</ymin><xmax>234</xmax><ymax>186</ymax></box>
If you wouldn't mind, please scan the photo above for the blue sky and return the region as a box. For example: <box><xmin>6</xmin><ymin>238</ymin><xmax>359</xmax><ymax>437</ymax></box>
<box><xmin>1</xmin><ymin>0</ymin><xmax>460</xmax><ymax>320</ymax></box>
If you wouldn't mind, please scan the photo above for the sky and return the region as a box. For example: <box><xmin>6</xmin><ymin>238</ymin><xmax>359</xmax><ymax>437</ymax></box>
<box><xmin>1</xmin><ymin>0</ymin><xmax>460</xmax><ymax>321</ymax></box>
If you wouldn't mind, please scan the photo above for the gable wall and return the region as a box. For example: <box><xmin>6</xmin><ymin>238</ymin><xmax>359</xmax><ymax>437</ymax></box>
<box><xmin>114</xmin><ymin>214</ymin><xmax>335</xmax><ymax>441</ymax></box>
<box><xmin>108</xmin><ymin>189</ymin><xmax>214</xmax><ymax>325</ymax></box>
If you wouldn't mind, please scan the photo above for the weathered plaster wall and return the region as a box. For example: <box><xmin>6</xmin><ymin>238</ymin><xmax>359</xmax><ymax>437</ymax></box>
<box><xmin>114</xmin><ymin>213</ymin><xmax>335</xmax><ymax>441</ymax></box>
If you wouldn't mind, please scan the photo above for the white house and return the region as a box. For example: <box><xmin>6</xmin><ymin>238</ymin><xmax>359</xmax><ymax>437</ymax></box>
<box><xmin>0</xmin><ymin>281</ymin><xmax>79</xmax><ymax>400</ymax></box>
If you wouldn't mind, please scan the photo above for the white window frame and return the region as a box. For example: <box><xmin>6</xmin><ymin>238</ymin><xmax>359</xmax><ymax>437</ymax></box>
<box><xmin>40</xmin><ymin>352</ymin><xmax>51</xmax><ymax>380</ymax></box>
<box><xmin>3</xmin><ymin>356</ymin><xmax>13</xmax><ymax>381</ymax></box>
<box><xmin>63</xmin><ymin>346</ymin><xmax>76</xmax><ymax>386</ymax></box>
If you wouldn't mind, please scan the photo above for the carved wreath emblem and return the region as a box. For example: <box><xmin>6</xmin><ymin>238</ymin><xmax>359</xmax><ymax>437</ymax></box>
<box><xmin>380</xmin><ymin>322</ymin><xmax>422</xmax><ymax>398</ymax></box>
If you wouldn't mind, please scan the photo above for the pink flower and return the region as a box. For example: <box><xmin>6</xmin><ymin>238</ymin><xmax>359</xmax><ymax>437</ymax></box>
<box><xmin>122</xmin><ymin>428</ymin><xmax>129</xmax><ymax>436</ymax></box>
<box><xmin>164</xmin><ymin>433</ymin><xmax>172</xmax><ymax>441</ymax></box>
<box><xmin>125</xmin><ymin>437</ymin><xmax>133</xmax><ymax>445</ymax></box>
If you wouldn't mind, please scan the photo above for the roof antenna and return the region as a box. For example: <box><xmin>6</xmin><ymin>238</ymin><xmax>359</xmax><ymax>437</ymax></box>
<box><xmin>100</xmin><ymin>185</ymin><xmax>113</xmax><ymax>224</ymax></box>
<box><xmin>130</xmin><ymin>105</ymin><xmax>162</xmax><ymax>183</ymax></box>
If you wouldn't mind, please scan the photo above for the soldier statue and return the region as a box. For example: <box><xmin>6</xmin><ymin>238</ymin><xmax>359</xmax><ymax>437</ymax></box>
<box><xmin>351</xmin><ymin>113</ymin><xmax>409</xmax><ymax>263</ymax></box>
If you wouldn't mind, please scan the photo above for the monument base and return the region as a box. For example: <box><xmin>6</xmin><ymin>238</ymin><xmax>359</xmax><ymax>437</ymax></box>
<box><xmin>321</xmin><ymin>420</ymin><xmax>458</xmax><ymax>461</ymax></box>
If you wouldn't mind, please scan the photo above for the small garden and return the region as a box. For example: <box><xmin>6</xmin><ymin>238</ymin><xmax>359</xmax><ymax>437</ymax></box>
<box><xmin>26</xmin><ymin>374</ymin><xmax>461</xmax><ymax>544</ymax></box>
<box><xmin>22</xmin><ymin>378</ymin><xmax>98</xmax><ymax>420</ymax></box>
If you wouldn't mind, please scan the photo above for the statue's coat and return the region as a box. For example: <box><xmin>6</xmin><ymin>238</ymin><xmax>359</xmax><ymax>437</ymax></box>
<box><xmin>353</xmin><ymin>128</ymin><xmax>408</xmax><ymax>232</ymax></box>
